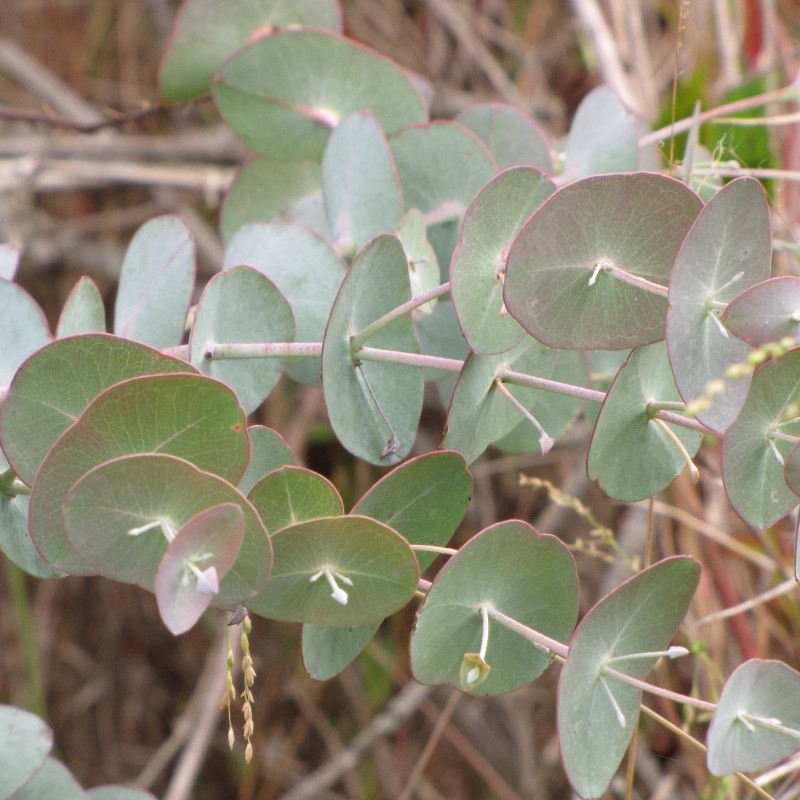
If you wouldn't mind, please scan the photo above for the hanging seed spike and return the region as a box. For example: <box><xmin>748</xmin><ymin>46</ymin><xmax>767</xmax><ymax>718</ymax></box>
<box><xmin>223</xmin><ymin>625</ymin><xmax>236</xmax><ymax>750</ymax></box>
<box><xmin>725</xmin><ymin>361</ymin><xmax>753</xmax><ymax>380</ymax></box>
<box><xmin>238</xmin><ymin>613</ymin><xmax>256</xmax><ymax>763</ymax></box>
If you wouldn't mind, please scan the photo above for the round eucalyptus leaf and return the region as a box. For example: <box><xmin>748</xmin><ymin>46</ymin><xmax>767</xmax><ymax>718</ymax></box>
<box><xmin>444</xmin><ymin>336</ymin><xmax>587</xmax><ymax>465</ymax></box>
<box><xmin>353</xmin><ymin>451</ymin><xmax>472</xmax><ymax>572</ymax></box>
<box><xmin>0</xmin><ymin>279</ymin><xmax>51</xmax><ymax>390</ymax></box>
<box><xmin>283</xmin><ymin>193</ymin><xmax>334</xmax><ymax>243</ymax></box>
<box><xmin>722</xmin><ymin>276</ymin><xmax>800</xmax><ymax>346</ymax></box>
<box><xmin>414</xmin><ymin>296</ymin><xmax>469</xmax><ymax>381</ymax></box>
<box><xmin>155</xmin><ymin>503</ymin><xmax>245</xmax><ymax>635</ymax></box>
<box><xmin>722</xmin><ymin>349</ymin><xmax>800</xmax><ymax>528</ymax></box>
<box><xmin>301</xmin><ymin>620</ymin><xmax>380</xmax><ymax>681</ymax></box>
<box><xmin>0</xmin><ymin>704</ymin><xmax>53</xmax><ymax>799</ymax></box>
<box><xmin>0</xmin><ymin>334</ymin><xmax>196</xmax><ymax>487</ymax></box>
<box><xmin>505</xmin><ymin>173</ymin><xmax>702</xmax><ymax>350</ymax></box>
<box><xmin>29</xmin><ymin>372</ymin><xmax>249</xmax><ymax>575</ymax></box>
<box><xmin>114</xmin><ymin>215</ymin><xmax>195</xmax><ymax>349</ymax></box>
<box><xmin>62</xmin><ymin>453</ymin><xmax>270</xmax><ymax>608</ymax></box>
<box><xmin>56</xmin><ymin>277</ymin><xmax>105</xmax><ymax>338</ymax></box>
<box><xmin>707</xmin><ymin>659</ymin><xmax>800</xmax><ymax>776</ymax></box>
<box><xmin>558</xmin><ymin>556</ymin><xmax>700</xmax><ymax>799</ymax></box>
<box><xmin>0</xmin><ymin>490</ymin><xmax>62</xmax><ymax>579</ymax></box>
<box><xmin>300</xmin><ymin>452</ymin><xmax>472</xmax><ymax>681</ymax></box>
<box><xmin>396</xmin><ymin>210</ymin><xmax>439</xmax><ymax>313</ymax></box>
<box><xmin>88</xmin><ymin>788</ymin><xmax>158</xmax><ymax>800</ymax></box>
<box><xmin>189</xmin><ymin>266</ymin><xmax>295</xmax><ymax>413</ymax></box>
<box><xmin>686</xmin><ymin>145</ymin><xmax>723</xmax><ymax>202</ymax></box>
<box><xmin>237</xmin><ymin>425</ymin><xmax>295</xmax><ymax>496</ymax></box>
<box><xmin>249</xmin><ymin>466</ymin><xmax>343</xmax><ymax>533</ymax></box>
<box><xmin>0</xmin><ymin>448</ymin><xmax>62</xmax><ymax>578</ymax></box>
<box><xmin>582</xmin><ymin>349</ymin><xmax>632</xmax><ymax>428</ymax></box>
<box><xmin>322</xmin><ymin>234</ymin><xmax>423</xmax><ymax>466</ymax></box>
<box><xmin>220</xmin><ymin>156</ymin><xmax>323</xmax><ymax>241</ymax></box>
<box><xmin>160</xmin><ymin>0</ymin><xmax>341</xmax><ymax>103</ymax></box>
<box><xmin>451</xmin><ymin>167</ymin><xmax>554</xmax><ymax>354</ymax></box>
<box><xmin>223</xmin><ymin>222</ymin><xmax>346</xmax><ymax>385</ymax></box>
<box><xmin>213</xmin><ymin>30</ymin><xmax>427</xmax><ymax>160</ymax></box>
<box><xmin>390</xmin><ymin>121</ymin><xmax>497</xmax><ymax>275</ymax></box>
<box><xmin>322</xmin><ymin>111</ymin><xmax>403</xmax><ymax>255</ymax></box>
<box><xmin>246</xmin><ymin>515</ymin><xmax>419</xmax><ymax>626</ymax></box>
<box><xmin>7</xmin><ymin>757</ymin><xmax>87</xmax><ymax>800</ymax></box>
<box><xmin>562</xmin><ymin>86</ymin><xmax>639</xmax><ymax>179</ymax></box>
<box><xmin>784</xmin><ymin>443</ymin><xmax>800</xmax><ymax>497</ymax></box>
<box><xmin>667</xmin><ymin>177</ymin><xmax>770</xmax><ymax>431</ymax></box>
<box><xmin>455</xmin><ymin>103</ymin><xmax>553</xmax><ymax>172</ymax></box>
<box><xmin>587</xmin><ymin>341</ymin><xmax>702</xmax><ymax>502</ymax></box>
<box><xmin>410</xmin><ymin>520</ymin><xmax>578</xmax><ymax>695</ymax></box>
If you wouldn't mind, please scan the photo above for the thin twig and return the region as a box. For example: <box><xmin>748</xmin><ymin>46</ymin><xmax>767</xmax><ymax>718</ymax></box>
<box><xmin>0</xmin><ymin>35</ymin><xmax>105</xmax><ymax>124</ymax></box>
<box><xmin>645</xmin><ymin>500</ymin><xmax>778</xmax><ymax>572</ymax></box>
<box><xmin>567</xmin><ymin>0</ymin><xmax>639</xmax><ymax>113</ymax></box>
<box><xmin>696</xmin><ymin>578</ymin><xmax>798</xmax><ymax>627</ymax></box>
<box><xmin>0</xmin><ymin>157</ymin><xmax>235</xmax><ymax>196</ymax></box>
<box><xmin>134</xmin><ymin>616</ymin><xmax>233</xmax><ymax>793</ymax></box>
<box><xmin>397</xmin><ymin>690</ymin><xmax>460</xmax><ymax>800</ymax></box>
<box><xmin>640</xmin><ymin>705</ymin><xmax>777</xmax><ymax>800</ymax></box>
<box><xmin>421</xmin><ymin>0</ymin><xmax>527</xmax><ymax>109</ymax></box>
<box><xmin>277</xmin><ymin>682</ymin><xmax>433</xmax><ymax>800</ymax></box>
<box><xmin>0</xmin><ymin>102</ymin><xmax>167</xmax><ymax>133</ymax></box>
<box><xmin>0</xmin><ymin>127</ymin><xmax>247</xmax><ymax>162</ymax></box>
<box><xmin>420</xmin><ymin>700</ymin><xmax>524</xmax><ymax>800</ymax></box>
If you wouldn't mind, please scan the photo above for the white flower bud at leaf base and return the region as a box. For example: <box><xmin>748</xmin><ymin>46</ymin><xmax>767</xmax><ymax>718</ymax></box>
<box><xmin>309</xmin><ymin>566</ymin><xmax>353</xmax><ymax>606</ymax></box>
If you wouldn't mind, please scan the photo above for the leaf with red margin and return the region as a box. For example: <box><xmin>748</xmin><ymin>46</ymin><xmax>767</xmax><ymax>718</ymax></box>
<box><xmin>156</xmin><ymin>503</ymin><xmax>245</xmax><ymax>635</ymax></box>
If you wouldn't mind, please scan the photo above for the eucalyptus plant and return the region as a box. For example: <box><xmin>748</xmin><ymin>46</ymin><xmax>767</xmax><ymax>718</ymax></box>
<box><xmin>3</xmin><ymin>1</ymin><xmax>800</xmax><ymax>798</ymax></box>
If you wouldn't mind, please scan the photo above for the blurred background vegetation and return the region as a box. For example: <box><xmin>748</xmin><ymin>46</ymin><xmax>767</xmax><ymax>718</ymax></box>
<box><xmin>2</xmin><ymin>2</ymin><xmax>800</xmax><ymax>798</ymax></box>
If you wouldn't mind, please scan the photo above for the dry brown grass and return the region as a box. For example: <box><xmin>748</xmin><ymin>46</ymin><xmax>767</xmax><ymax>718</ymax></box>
<box><xmin>2</xmin><ymin>2</ymin><xmax>800</xmax><ymax>798</ymax></box>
